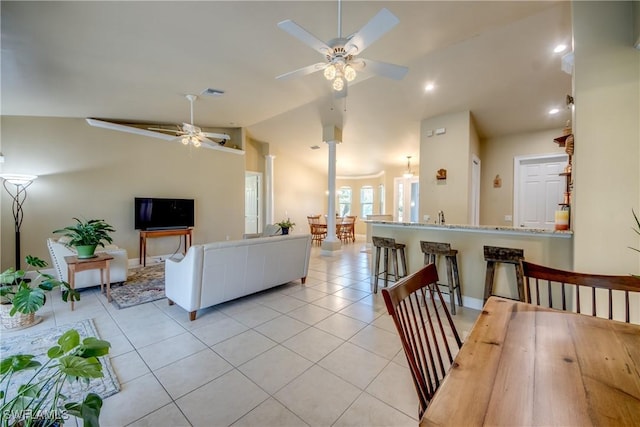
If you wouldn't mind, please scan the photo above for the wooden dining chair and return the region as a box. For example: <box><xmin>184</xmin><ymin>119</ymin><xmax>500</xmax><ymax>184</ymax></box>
<box><xmin>382</xmin><ymin>264</ymin><xmax>463</xmax><ymax>418</ymax></box>
<box><xmin>338</xmin><ymin>215</ymin><xmax>356</xmax><ymax>243</ymax></box>
<box><xmin>307</xmin><ymin>215</ymin><xmax>327</xmax><ymax>245</ymax></box>
<box><xmin>522</xmin><ymin>261</ymin><xmax>640</xmax><ymax>323</ymax></box>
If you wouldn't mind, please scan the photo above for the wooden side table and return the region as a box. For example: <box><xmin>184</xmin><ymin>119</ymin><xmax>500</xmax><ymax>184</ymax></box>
<box><xmin>64</xmin><ymin>253</ymin><xmax>114</xmax><ymax>310</ymax></box>
<box><xmin>139</xmin><ymin>228</ymin><xmax>192</xmax><ymax>266</ymax></box>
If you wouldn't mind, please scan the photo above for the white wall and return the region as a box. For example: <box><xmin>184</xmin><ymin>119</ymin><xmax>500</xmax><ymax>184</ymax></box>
<box><xmin>419</xmin><ymin>111</ymin><xmax>475</xmax><ymax>224</ymax></box>
<box><xmin>572</xmin><ymin>1</ymin><xmax>640</xmax><ymax>275</ymax></box>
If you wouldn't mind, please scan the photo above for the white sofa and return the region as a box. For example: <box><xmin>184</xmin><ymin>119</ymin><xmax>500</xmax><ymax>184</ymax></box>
<box><xmin>47</xmin><ymin>238</ymin><xmax>129</xmax><ymax>289</ymax></box>
<box><xmin>165</xmin><ymin>234</ymin><xmax>312</xmax><ymax>320</ymax></box>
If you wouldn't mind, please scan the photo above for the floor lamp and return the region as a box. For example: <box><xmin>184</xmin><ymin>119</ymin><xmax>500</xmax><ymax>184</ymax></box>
<box><xmin>1</xmin><ymin>174</ymin><xmax>38</xmax><ymax>270</ymax></box>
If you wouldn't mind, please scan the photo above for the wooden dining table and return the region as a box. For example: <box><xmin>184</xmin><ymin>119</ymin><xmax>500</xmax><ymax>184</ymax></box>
<box><xmin>420</xmin><ymin>296</ymin><xmax>640</xmax><ymax>426</ymax></box>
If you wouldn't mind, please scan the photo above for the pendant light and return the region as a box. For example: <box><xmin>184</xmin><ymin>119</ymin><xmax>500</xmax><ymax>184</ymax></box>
<box><xmin>403</xmin><ymin>156</ymin><xmax>414</xmax><ymax>178</ymax></box>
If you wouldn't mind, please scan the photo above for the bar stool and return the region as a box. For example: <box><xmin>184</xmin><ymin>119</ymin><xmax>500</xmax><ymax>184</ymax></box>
<box><xmin>483</xmin><ymin>245</ymin><xmax>525</xmax><ymax>303</ymax></box>
<box><xmin>372</xmin><ymin>236</ymin><xmax>408</xmax><ymax>293</ymax></box>
<box><xmin>420</xmin><ymin>241</ymin><xmax>463</xmax><ymax>314</ymax></box>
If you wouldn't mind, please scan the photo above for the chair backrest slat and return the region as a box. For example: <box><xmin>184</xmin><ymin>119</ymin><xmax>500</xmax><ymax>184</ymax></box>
<box><xmin>522</xmin><ymin>261</ymin><xmax>640</xmax><ymax>323</ymax></box>
<box><xmin>382</xmin><ymin>264</ymin><xmax>463</xmax><ymax>418</ymax></box>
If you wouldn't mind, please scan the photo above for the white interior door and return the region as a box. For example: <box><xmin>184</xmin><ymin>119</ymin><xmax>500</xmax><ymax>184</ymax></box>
<box><xmin>394</xmin><ymin>176</ymin><xmax>419</xmax><ymax>222</ymax></box>
<box><xmin>514</xmin><ymin>154</ymin><xmax>568</xmax><ymax>229</ymax></box>
<box><xmin>245</xmin><ymin>172</ymin><xmax>262</xmax><ymax>234</ymax></box>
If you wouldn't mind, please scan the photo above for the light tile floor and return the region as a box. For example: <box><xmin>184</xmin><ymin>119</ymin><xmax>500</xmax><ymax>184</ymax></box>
<box><xmin>3</xmin><ymin>237</ymin><xmax>480</xmax><ymax>427</ymax></box>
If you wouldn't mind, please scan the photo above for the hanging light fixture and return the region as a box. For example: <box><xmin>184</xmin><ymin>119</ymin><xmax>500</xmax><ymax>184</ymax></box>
<box><xmin>403</xmin><ymin>156</ymin><xmax>414</xmax><ymax>178</ymax></box>
<box><xmin>323</xmin><ymin>58</ymin><xmax>356</xmax><ymax>92</ymax></box>
<box><xmin>324</xmin><ymin>64</ymin><xmax>337</xmax><ymax>80</ymax></box>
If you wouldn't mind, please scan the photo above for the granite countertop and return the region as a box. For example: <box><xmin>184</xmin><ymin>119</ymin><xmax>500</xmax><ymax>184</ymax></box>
<box><xmin>367</xmin><ymin>220</ymin><xmax>573</xmax><ymax>237</ymax></box>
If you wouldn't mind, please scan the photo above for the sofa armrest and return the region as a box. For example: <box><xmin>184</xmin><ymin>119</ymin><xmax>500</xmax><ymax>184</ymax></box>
<box><xmin>165</xmin><ymin>245</ymin><xmax>204</xmax><ymax>312</ymax></box>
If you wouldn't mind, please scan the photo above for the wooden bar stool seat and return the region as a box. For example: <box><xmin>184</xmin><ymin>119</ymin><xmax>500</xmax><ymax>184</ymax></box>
<box><xmin>483</xmin><ymin>245</ymin><xmax>525</xmax><ymax>302</ymax></box>
<box><xmin>420</xmin><ymin>241</ymin><xmax>463</xmax><ymax>314</ymax></box>
<box><xmin>372</xmin><ymin>236</ymin><xmax>408</xmax><ymax>293</ymax></box>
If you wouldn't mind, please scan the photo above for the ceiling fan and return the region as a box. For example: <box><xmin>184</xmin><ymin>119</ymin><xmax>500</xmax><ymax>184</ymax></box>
<box><xmin>276</xmin><ymin>0</ymin><xmax>408</xmax><ymax>97</ymax></box>
<box><xmin>86</xmin><ymin>94</ymin><xmax>230</xmax><ymax>149</ymax></box>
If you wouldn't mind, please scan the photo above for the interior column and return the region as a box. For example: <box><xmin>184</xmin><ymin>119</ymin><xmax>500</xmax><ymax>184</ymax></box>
<box><xmin>321</xmin><ymin>126</ymin><xmax>342</xmax><ymax>254</ymax></box>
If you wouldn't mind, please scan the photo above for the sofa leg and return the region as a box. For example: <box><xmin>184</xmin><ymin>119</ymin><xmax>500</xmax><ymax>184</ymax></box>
<box><xmin>189</xmin><ymin>311</ymin><xmax>197</xmax><ymax>321</ymax></box>
<box><xmin>301</xmin><ymin>277</ymin><xmax>306</xmax><ymax>285</ymax></box>
<box><xmin>168</xmin><ymin>299</ymin><xmax>174</xmax><ymax>305</ymax></box>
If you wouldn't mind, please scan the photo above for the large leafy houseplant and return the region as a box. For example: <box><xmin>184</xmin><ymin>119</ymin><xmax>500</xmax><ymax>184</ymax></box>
<box><xmin>0</xmin><ymin>256</ymin><xmax>79</xmax><ymax>318</ymax></box>
<box><xmin>0</xmin><ymin>329</ymin><xmax>110</xmax><ymax>427</ymax></box>
<box><xmin>53</xmin><ymin>219</ymin><xmax>115</xmax><ymax>259</ymax></box>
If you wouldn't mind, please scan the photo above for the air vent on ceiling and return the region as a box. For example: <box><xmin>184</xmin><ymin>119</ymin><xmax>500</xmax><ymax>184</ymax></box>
<box><xmin>201</xmin><ymin>88</ymin><xmax>225</xmax><ymax>96</ymax></box>
<box><xmin>310</xmin><ymin>145</ymin><xmax>321</xmax><ymax>150</ymax></box>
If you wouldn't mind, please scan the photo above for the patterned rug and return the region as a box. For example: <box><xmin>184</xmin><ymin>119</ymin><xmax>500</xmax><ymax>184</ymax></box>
<box><xmin>110</xmin><ymin>263</ymin><xmax>166</xmax><ymax>309</ymax></box>
<box><xmin>0</xmin><ymin>319</ymin><xmax>120</xmax><ymax>405</ymax></box>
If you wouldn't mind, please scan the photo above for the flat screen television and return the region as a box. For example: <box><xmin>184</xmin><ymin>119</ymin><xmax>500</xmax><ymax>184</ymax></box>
<box><xmin>134</xmin><ymin>197</ymin><xmax>195</xmax><ymax>230</ymax></box>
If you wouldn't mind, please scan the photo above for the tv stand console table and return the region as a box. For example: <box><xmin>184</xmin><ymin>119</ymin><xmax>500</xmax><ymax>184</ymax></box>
<box><xmin>139</xmin><ymin>228</ymin><xmax>192</xmax><ymax>266</ymax></box>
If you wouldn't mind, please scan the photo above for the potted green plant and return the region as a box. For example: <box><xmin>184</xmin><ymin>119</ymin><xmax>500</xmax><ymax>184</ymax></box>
<box><xmin>275</xmin><ymin>218</ymin><xmax>295</xmax><ymax>235</ymax></box>
<box><xmin>0</xmin><ymin>256</ymin><xmax>80</xmax><ymax>330</ymax></box>
<box><xmin>53</xmin><ymin>218</ymin><xmax>115</xmax><ymax>259</ymax></box>
<box><xmin>0</xmin><ymin>328</ymin><xmax>111</xmax><ymax>427</ymax></box>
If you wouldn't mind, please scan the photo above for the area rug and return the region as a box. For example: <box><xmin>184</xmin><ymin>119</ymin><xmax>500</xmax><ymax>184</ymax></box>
<box><xmin>110</xmin><ymin>263</ymin><xmax>166</xmax><ymax>309</ymax></box>
<box><xmin>0</xmin><ymin>319</ymin><xmax>120</xmax><ymax>404</ymax></box>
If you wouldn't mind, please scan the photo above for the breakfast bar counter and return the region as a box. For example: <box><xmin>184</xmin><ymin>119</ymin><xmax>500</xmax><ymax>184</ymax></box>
<box><xmin>369</xmin><ymin>221</ymin><xmax>573</xmax><ymax>309</ymax></box>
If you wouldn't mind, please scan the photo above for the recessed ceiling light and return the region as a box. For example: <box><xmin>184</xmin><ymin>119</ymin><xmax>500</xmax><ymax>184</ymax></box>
<box><xmin>425</xmin><ymin>83</ymin><xmax>435</xmax><ymax>92</ymax></box>
<box><xmin>553</xmin><ymin>44</ymin><xmax>567</xmax><ymax>53</ymax></box>
<box><xmin>548</xmin><ymin>108</ymin><xmax>560</xmax><ymax>115</ymax></box>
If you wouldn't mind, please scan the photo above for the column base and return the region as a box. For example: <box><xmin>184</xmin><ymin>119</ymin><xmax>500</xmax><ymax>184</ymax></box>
<box><xmin>321</xmin><ymin>239</ymin><xmax>342</xmax><ymax>255</ymax></box>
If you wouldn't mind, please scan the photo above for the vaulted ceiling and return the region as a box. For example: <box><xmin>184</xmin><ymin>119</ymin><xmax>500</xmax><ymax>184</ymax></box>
<box><xmin>1</xmin><ymin>1</ymin><xmax>572</xmax><ymax>176</ymax></box>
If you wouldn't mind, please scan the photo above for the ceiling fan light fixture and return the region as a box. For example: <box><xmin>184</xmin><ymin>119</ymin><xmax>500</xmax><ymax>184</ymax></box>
<box><xmin>324</xmin><ymin>64</ymin><xmax>337</xmax><ymax>80</ymax></box>
<box><xmin>344</xmin><ymin>65</ymin><xmax>356</xmax><ymax>82</ymax></box>
<box><xmin>332</xmin><ymin>77</ymin><xmax>345</xmax><ymax>91</ymax></box>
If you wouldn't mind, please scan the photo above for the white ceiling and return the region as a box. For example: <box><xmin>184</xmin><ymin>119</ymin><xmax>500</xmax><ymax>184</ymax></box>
<box><xmin>1</xmin><ymin>1</ymin><xmax>572</xmax><ymax>176</ymax></box>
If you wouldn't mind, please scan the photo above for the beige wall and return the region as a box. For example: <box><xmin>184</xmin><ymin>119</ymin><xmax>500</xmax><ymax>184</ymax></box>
<box><xmin>0</xmin><ymin>117</ymin><xmax>245</xmax><ymax>269</ymax></box>
<box><xmin>244</xmin><ymin>136</ymin><xmax>266</xmax><ymax>174</ymax></box>
<box><xmin>419</xmin><ymin>111</ymin><xmax>476</xmax><ymax>224</ymax></box>
<box><xmin>480</xmin><ymin>128</ymin><xmax>566</xmax><ymax>226</ymax></box>
<box><xmin>271</xmin><ymin>149</ymin><xmax>327</xmax><ymax>235</ymax></box>
<box><xmin>572</xmin><ymin>1</ymin><xmax>640</xmax><ymax>275</ymax></box>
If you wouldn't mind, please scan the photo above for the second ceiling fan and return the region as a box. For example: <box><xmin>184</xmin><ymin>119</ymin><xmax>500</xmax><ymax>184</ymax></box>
<box><xmin>276</xmin><ymin>0</ymin><xmax>408</xmax><ymax>97</ymax></box>
<box><xmin>149</xmin><ymin>94</ymin><xmax>230</xmax><ymax>148</ymax></box>
<box><xmin>86</xmin><ymin>94</ymin><xmax>230</xmax><ymax>150</ymax></box>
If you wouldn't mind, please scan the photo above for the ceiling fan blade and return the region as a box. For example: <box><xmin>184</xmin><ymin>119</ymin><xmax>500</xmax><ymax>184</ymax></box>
<box><xmin>344</xmin><ymin>8</ymin><xmax>399</xmax><ymax>55</ymax></box>
<box><xmin>356</xmin><ymin>58</ymin><xmax>408</xmax><ymax>80</ymax></box>
<box><xmin>86</xmin><ymin>118</ymin><xmax>175</xmax><ymax>141</ymax></box>
<box><xmin>276</xmin><ymin>62</ymin><xmax>327</xmax><ymax>80</ymax></box>
<box><xmin>202</xmin><ymin>132</ymin><xmax>231</xmax><ymax>141</ymax></box>
<box><xmin>147</xmin><ymin>127</ymin><xmax>181</xmax><ymax>135</ymax></box>
<box><xmin>277</xmin><ymin>19</ymin><xmax>331</xmax><ymax>55</ymax></box>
